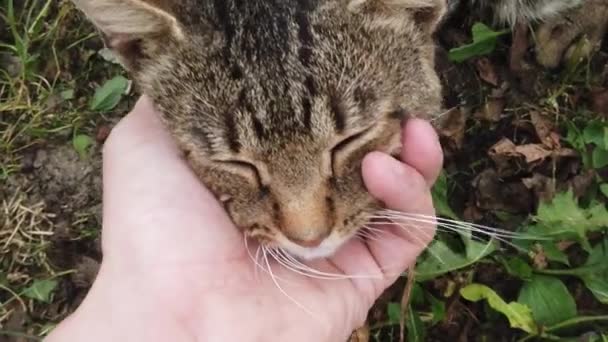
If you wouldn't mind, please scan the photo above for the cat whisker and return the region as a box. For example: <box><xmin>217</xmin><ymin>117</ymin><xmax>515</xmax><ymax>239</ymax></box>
<box><xmin>357</xmin><ymin>227</ymin><xmax>384</xmax><ymax>242</ymax></box>
<box><xmin>278</xmin><ymin>248</ymin><xmax>384</xmax><ymax>280</ymax></box>
<box><xmin>357</xmin><ymin>222</ymin><xmax>446</xmax><ymax>271</ymax></box>
<box><xmin>429</xmin><ymin>107</ymin><xmax>458</xmax><ymax>123</ymax></box>
<box><xmin>370</xmin><ymin>214</ymin><xmax>526</xmax><ymax>252</ymax></box>
<box><xmin>371</xmin><ymin>213</ymin><xmax>531</xmax><ymax>240</ymax></box>
<box><xmin>270</xmin><ymin>249</ymin><xmax>347</xmax><ymax>281</ymax></box>
<box><xmin>244</xmin><ymin>235</ymin><xmax>265</xmax><ymax>280</ymax></box>
<box><xmin>397</xmin><ymin>221</ymin><xmax>446</xmax><ymax>265</ymax></box>
<box><xmin>364</xmin><ymin>220</ymin><xmax>496</xmax><ymax>249</ymax></box>
<box><xmin>263</xmin><ymin>247</ymin><xmax>321</xmax><ymax>321</ymax></box>
<box><xmin>382</xmin><ymin>210</ymin><xmax>547</xmax><ymax>240</ymax></box>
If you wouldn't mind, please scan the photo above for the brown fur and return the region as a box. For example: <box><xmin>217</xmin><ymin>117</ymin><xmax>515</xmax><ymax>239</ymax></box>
<box><xmin>73</xmin><ymin>0</ymin><xmax>445</xmax><ymax>258</ymax></box>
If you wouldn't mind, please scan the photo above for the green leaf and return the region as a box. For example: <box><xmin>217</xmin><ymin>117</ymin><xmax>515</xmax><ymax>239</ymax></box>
<box><xmin>60</xmin><ymin>89</ymin><xmax>75</xmax><ymax>100</ymax></box>
<box><xmin>416</xmin><ymin>238</ymin><xmax>496</xmax><ymax>281</ymax></box>
<box><xmin>431</xmin><ymin>171</ymin><xmax>459</xmax><ymax>220</ymax></box>
<box><xmin>528</xmin><ymin>190</ymin><xmax>608</xmax><ymax>250</ymax></box>
<box><xmin>592</xmin><ymin>148</ymin><xmax>608</xmax><ymax>169</ymax></box>
<box><xmin>426</xmin><ymin>292</ymin><xmax>446</xmax><ymax>324</ymax></box>
<box><xmin>387</xmin><ymin>302</ymin><xmax>401</xmax><ymax>324</ymax></box>
<box><xmin>22</xmin><ymin>279</ymin><xmax>58</xmax><ymax>303</ymax></box>
<box><xmin>578</xmin><ymin>238</ymin><xmax>608</xmax><ymax>304</ymax></box>
<box><xmin>406</xmin><ymin>306</ymin><xmax>425</xmax><ymax>342</ymax></box>
<box><xmin>565</xmin><ymin>121</ymin><xmax>586</xmax><ymax>152</ymax></box>
<box><xmin>411</xmin><ymin>282</ymin><xmax>425</xmax><ymax>306</ymax></box>
<box><xmin>546</xmin><ymin>238</ymin><xmax>608</xmax><ymax>304</ymax></box>
<box><xmin>73</xmin><ymin>134</ymin><xmax>94</xmax><ymax>159</ymax></box>
<box><xmin>448</xmin><ymin>23</ymin><xmax>509</xmax><ymax>63</ymax></box>
<box><xmin>600</xmin><ymin>184</ymin><xmax>608</xmax><ymax>198</ymax></box>
<box><xmin>460</xmin><ymin>284</ymin><xmax>537</xmax><ymax>334</ymax></box>
<box><xmin>89</xmin><ymin>75</ymin><xmax>129</xmax><ymax>112</ymax></box>
<box><xmin>540</xmin><ymin>242</ymin><xmax>570</xmax><ymax>266</ymax></box>
<box><xmin>518</xmin><ymin>275</ymin><xmax>577</xmax><ymax>326</ymax></box>
<box><xmin>502</xmin><ymin>256</ymin><xmax>533</xmax><ymax>280</ymax></box>
<box><xmin>583</xmin><ymin>121</ymin><xmax>606</xmax><ymax>147</ymax></box>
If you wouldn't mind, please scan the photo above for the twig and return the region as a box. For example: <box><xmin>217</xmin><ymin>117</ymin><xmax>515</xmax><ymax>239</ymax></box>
<box><xmin>399</xmin><ymin>266</ymin><xmax>416</xmax><ymax>342</ymax></box>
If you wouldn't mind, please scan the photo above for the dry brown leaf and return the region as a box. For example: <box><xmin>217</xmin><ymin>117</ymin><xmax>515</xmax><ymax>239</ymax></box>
<box><xmin>530</xmin><ymin>111</ymin><xmax>560</xmax><ymax>148</ymax></box>
<box><xmin>489</xmin><ymin>138</ymin><xmax>577</xmax><ymax>171</ymax></box>
<box><xmin>475</xmin><ymin>97</ymin><xmax>505</xmax><ymax>122</ymax></box>
<box><xmin>489</xmin><ymin>138</ymin><xmax>518</xmax><ymax>156</ymax></box>
<box><xmin>569</xmin><ymin>170</ymin><xmax>596</xmax><ymax>198</ymax></box>
<box><xmin>473</xmin><ymin>169</ymin><xmax>533</xmax><ymax>213</ymax></box>
<box><xmin>522</xmin><ymin>173</ymin><xmax>556</xmax><ymax>202</ymax></box>
<box><xmin>533</xmin><ymin>247</ymin><xmax>548</xmax><ymax>270</ymax></box>
<box><xmin>488</xmin><ymin>138</ymin><xmax>525</xmax><ymax>176</ymax></box>
<box><xmin>509</xmin><ymin>22</ymin><xmax>530</xmax><ymax>75</ymax></box>
<box><xmin>476</xmin><ymin>57</ymin><xmax>499</xmax><ymax>86</ymax></box>
<box><xmin>437</xmin><ymin>107</ymin><xmax>468</xmax><ymax>150</ymax></box>
<box><xmin>590</xmin><ymin>87</ymin><xmax>608</xmax><ymax>117</ymax></box>
<box><xmin>515</xmin><ymin>144</ymin><xmax>553</xmax><ymax>163</ymax></box>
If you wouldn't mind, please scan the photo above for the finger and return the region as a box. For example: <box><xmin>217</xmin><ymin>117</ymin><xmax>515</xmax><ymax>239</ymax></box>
<box><xmin>361</xmin><ymin>152</ymin><xmax>436</xmax><ymax>284</ymax></box>
<box><xmin>400</xmin><ymin>118</ymin><xmax>443</xmax><ymax>186</ymax></box>
<box><xmin>102</xmin><ymin>96</ymin><xmax>242</xmax><ymax>265</ymax></box>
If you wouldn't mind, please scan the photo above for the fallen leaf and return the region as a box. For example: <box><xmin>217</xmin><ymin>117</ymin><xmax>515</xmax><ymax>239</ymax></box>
<box><xmin>488</xmin><ymin>138</ymin><xmax>527</xmax><ymax>176</ymax></box>
<box><xmin>522</xmin><ymin>173</ymin><xmax>555</xmax><ymax>202</ymax></box>
<box><xmin>476</xmin><ymin>57</ymin><xmax>499</xmax><ymax>86</ymax></box>
<box><xmin>489</xmin><ymin>138</ymin><xmax>578</xmax><ymax>174</ymax></box>
<box><xmin>569</xmin><ymin>170</ymin><xmax>596</xmax><ymax>198</ymax></box>
<box><xmin>530</xmin><ymin>111</ymin><xmax>560</xmax><ymax>149</ymax></box>
<box><xmin>437</xmin><ymin>107</ymin><xmax>468</xmax><ymax>150</ymax></box>
<box><xmin>515</xmin><ymin>144</ymin><xmax>552</xmax><ymax>163</ymax></box>
<box><xmin>475</xmin><ymin>97</ymin><xmax>505</xmax><ymax>122</ymax></box>
<box><xmin>474</xmin><ymin>169</ymin><xmax>533</xmax><ymax>213</ymax></box>
<box><xmin>509</xmin><ymin>22</ymin><xmax>530</xmax><ymax>75</ymax></box>
<box><xmin>590</xmin><ymin>87</ymin><xmax>608</xmax><ymax>118</ymax></box>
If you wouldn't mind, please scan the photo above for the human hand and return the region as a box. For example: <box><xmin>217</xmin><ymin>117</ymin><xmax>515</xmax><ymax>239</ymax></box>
<box><xmin>46</xmin><ymin>96</ymin><xmax>443</xmax><ymax>342</ymax></box>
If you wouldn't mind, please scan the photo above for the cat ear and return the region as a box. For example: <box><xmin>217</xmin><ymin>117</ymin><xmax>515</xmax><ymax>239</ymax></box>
<box><xmin>348</xmin><ymin>0</ymin><xmax>447</xmax><ymax>34</ymax></box>
<box><xmin>72</xmin><ymin>0</ymin><xmax>184</xmax><ymax>69</ymax></box>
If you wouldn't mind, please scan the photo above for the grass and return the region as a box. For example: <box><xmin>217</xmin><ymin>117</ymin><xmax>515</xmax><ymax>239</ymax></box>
<box><xmin>1</xmin><ymin>0</ymin><xmax>607</xmax><ymax>340</ymax></box>
<box><xmin>0</xmin><ymin>0</ymin><xmax>120</xmax><ymax>338</ymax></box>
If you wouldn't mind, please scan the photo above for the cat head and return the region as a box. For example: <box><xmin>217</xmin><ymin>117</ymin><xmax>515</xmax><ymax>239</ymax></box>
<box><xmin>74</xmin><ymin>0</ymin><xmax>445</xmax><ymax>259</ymax></box>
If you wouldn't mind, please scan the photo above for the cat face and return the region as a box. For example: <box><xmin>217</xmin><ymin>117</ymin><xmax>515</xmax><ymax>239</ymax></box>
<box><xmin>74</xmin><ymin>0</ymin><xmax>445</xmax><ymax>259</ymax></box>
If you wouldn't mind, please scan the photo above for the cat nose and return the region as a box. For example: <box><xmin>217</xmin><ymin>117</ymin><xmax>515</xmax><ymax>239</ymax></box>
<box><xmin>288</xmin><ymin>236</ymin><xmax>324</xmax><ymax>248</ymax></box>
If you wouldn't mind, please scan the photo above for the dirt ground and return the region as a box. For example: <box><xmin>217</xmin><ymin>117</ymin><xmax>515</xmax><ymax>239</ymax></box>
<box><xmin>1</xmin><ymin>1</ymin><xmax>607</xmax><ymax>341</ymax></box>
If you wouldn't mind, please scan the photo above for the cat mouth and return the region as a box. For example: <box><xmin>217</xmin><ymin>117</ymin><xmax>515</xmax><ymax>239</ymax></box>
<box><xmin>273</xmin><ymin>232</ymin><xmax>351</xmax><ymax>260</ymax></box>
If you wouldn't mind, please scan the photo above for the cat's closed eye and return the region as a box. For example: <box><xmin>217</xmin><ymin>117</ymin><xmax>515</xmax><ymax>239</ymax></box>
<box><xmin>330</xmin><ymin>126</ymin><xmax>375</xmax><ymax>176</ymax></box>
<box><xmin>214</xmin><ymin>159</ymin><xmax>264</xmax><ymax>187</ymax></box>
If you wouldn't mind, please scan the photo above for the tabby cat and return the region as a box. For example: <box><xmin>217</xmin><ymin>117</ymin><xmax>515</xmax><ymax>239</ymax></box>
<box><xmin>72</xmin><ymin>0</ymin><xmax>607</xmax><ymax>260</ymax></box>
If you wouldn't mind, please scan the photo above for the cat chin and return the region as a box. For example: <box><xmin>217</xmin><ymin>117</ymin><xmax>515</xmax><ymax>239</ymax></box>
<box><xmin>277</xmin><ymin>234</ymin><xmax>349</xmax><ymax>261</ymax></box>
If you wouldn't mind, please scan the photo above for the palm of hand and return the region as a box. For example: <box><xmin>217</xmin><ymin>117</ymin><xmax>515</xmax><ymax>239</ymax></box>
<box><xmin>48</xmin><ymin>97</ymin><xmax>441</xmax><ymax>342</ymax></box>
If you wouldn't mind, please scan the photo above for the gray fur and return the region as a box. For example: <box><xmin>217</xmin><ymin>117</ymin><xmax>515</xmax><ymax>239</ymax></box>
<box><xmin>448</xmin><ymin>0</ymin><xmax>585</xmax><ymax>25</ymax></box>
